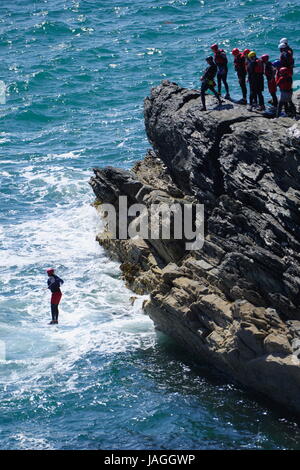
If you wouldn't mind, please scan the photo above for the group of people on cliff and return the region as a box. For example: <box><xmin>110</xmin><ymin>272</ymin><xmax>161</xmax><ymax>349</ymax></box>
<box><xmin>200</xmin><ymin>38</ymin><xmax>296</xmax><ymax>118</ymax></box>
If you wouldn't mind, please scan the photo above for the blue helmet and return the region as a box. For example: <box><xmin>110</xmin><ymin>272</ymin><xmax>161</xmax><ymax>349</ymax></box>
<box><xmin>272</xmin><ymin>60</ymin><xmax>281</xmax><ymax>68</ymax></box>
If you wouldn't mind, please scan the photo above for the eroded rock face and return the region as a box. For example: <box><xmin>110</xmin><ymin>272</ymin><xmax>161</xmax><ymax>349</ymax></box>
<box><xmin>143</xmin><ymin>81</ymin><xmax>300</xmax><ymax>319</ymax></box>
<box><xmin>90</xmin><ymin>81</ymin><xmax>300</xmax><ymax>416</ymax></box>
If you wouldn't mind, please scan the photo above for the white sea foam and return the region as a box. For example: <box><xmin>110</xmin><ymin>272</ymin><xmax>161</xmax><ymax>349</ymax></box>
<box><xmin>0</xmin><ymin>186</ymin><xmax>153</xmax><ymax>389</ymax></box>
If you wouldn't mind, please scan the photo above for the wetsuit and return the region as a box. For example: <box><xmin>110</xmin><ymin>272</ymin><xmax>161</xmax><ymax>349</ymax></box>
<box><xmin>276</xmin><ymin>74</ymin><xmax>296</xmax><ymax>117</ymax></box>
<box><xmin>200</xmin><ymin>62</ymin><xmax>221</xmax><ymax>110</ymax></box>
<box><xmin>47</xmin><ymin>274</ymin><xmax>64</xmax><ymax>323</ymax></box>
<box><xmin>214</xmin><ymin>49</ymin><xmax>230</xmax><ymax>97</ymax></box>
<box><xmin>264</xmin><ymin>61</ymin><xmax>278</xmax><ymax>107</ymax></box>
<box><xmin>234</xmin><ymin>53</ymin><xmax>247</xmax><ymax>101</ymax></box>
<box><xmin>280</xmin><ymin>49</ymin><xmax>294</xmax><ymax>76</ymax></box>
<box><xmin>248</xmin><ymin>58</ymin><xmax>265</xmax><ymax>108</ymax></box>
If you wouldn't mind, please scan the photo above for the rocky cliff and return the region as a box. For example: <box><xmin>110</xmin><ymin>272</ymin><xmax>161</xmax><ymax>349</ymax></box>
<box><xmin>90</xmin><ymin>81</ymin><xmax>300</xmax><ymax>416</ymax></box>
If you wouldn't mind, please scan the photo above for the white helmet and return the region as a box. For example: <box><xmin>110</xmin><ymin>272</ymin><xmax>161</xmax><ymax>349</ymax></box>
<box><xmin>280</xmin><ymin>37</ymin><xmax>288</xmax><ymax>44</ymax></box>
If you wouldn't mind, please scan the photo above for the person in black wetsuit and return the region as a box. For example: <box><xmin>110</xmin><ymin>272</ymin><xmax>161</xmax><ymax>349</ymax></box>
<box><xmin>47</xmin><ymin>268</ymin><xmax>64</xmax><ymax>324</ymax></box>
<box><xmin>247</xmin><ymin>51</ymin><xmax>265</xmax><ymax>111</ymax></box>
<box><xmin>200</xmin><ymin>56</ymin><xmax>222</xmax><ymax>111</ymax></box>
<box><xmin>231</xmin><ymin>48</ymin><xmax>247</xmax><ymax>104</ymax></box>
<box><xmin>211</xmin><ymin>44</ymin><xmax>230</xmax><ymax>99</ymax></box>
<box><xmin>278</xmin><ymin>42</ymin><xmax>294</xmax><ymax>77</ymax></box>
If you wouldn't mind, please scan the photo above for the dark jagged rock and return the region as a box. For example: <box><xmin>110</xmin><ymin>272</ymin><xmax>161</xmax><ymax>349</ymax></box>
<box><xmin>90</xmin><ymin>166</ymin><xmax>143</xmax><ymax>205</ymax></box>
<box><xmin>90</xmin><ymin>81</ymin><xmax>300</xmax><ymax>416</ymax></box>
<box><xmin>143</xmin><ymin>81</ymin><xmax>300</xmax><ymax>319</ymax></box>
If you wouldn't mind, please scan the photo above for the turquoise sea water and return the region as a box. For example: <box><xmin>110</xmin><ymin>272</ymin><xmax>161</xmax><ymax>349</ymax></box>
<box><xmin>0</xmin><ymin>0</ymin><xmax>300</xmax><ymax>450</ymax></box>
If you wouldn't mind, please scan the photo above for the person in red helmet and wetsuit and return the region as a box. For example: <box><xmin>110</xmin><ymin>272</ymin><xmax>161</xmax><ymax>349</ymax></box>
<box><xmin>211</xmin><ymin>44</ymin><xmax>230</xmax><ymax>99</ymax></box>
<box><xmin>247</xmin><ymin>51</ymin><xmax>265</xmax><ymax>111</ymax></box>
<box><xmin>232</xmin><ymin>48</ymin><xmax>247</xmax><ymax>104</ymax></box>
<box><xmin>261</xmin><ymin>54</ymin><xmax>278</xmax><ymax>107</ymax></box>
<box><xmin>199</xmin><ymin>56</ymin><xmax>222</xmax><ymax>111</ymax></box>
<box><xmin>276</xmin><ymin>67</ymin><xmax>296</xmax><ymax>118</ymax></box>
<box><xmin>47</xmin><ymin>268</ymin><xmax>64</xmax><ymax>324</ymax></box>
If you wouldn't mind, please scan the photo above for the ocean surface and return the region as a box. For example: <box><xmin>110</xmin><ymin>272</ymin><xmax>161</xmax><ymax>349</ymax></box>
<box><xmin>0</xmin><ymin>0</ymin><xmax>300</xmax><ymax>450</ymax></box>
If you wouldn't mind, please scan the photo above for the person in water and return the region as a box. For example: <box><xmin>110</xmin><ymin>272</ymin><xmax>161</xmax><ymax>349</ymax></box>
<box><xmin>47</xmin><ymin>268</ymin><xmax>64</xmax><ymax>324</ymax></box>
<box><xmin>276</xmin><ymin>67</ymin><xmax>296</xmax><ymax>118</ymax></box>
<box><xmin>200</xmin><ymin>56</ymin><xmax>222</xmax><ymax>111</ymax></box>
<box><xmin>211</xmin><ymin>44</ymin><xmax>230</xmax><ymax>99</ymax></box>
<box><xmin>261</xmin><ymin>54</ymin><xmax>278</xmax><ymax>107</ymax></box>
<box><xmin>231</xmin><ymin>48</ymin><xmax>247</xmax><ymax>104</ymax></box>
<box><xmin>247</xmin><ymin>51</ymin><xmax>265</xmax><ymax>111</ymax></box>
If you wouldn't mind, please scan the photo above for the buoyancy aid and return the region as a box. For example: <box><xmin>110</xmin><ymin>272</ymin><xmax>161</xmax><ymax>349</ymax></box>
<box><xmin>214</xmin><ymin>49</ymin><xmax>228</xmax><ymax>66</ymax></box>
<box><xmin>276</xmin><ymin>75</ymin><xmax>293</xmax><ymax>91</ymax></box>
<box><xmin>47</xmin><ymin>274</ymin><xmax>64</xmax><ymax>293</ymax></box>
<box><xmin>254</xmin><ymin>58</ymin><xmax>264</xmax><ymax>74</ymax></box>
<box><xmin>203</xmin><ymin>63</ymin><xmax>217</xmax><ymax>81</ymax></box>
<box><xmin>234</xmin><ymin>53</ymin><xmax>246</xmax><ymax>73</ymax></box>
<box><xmin>264</xmin><ymin>61</ymin><xmax>275</xmax><ymax>81</ymax></box>
<box><xmin>280</xmin><ymin>50</ymin><xmax>294</xmax><ymax>68</ymax></box>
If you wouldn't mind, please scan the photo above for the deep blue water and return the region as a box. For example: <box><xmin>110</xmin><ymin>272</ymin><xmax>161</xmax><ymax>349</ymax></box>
<box><xmin>0</xmin><ymin>0</ymin><xmax>300</xmax><ymax>450</ymax></box>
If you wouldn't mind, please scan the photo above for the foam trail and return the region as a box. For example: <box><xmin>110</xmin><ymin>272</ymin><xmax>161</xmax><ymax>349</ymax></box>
<box><xmin>0</xmin><ymin>190</ymin><xmax>153</xmax><ymax>389</ymax></box>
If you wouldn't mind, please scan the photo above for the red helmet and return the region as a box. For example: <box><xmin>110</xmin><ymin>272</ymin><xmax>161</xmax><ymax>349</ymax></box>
<box><xmin>47</xmin><ymin>268</ymin><xmax>55</xmax><ymax>275</ymax></box>
<box><xmin>279</xmin><ymin>67</ymin><xmax>289</xmax><ymax>75</ymax></box>
<box><xmin>231</xmin><ymin>48</ymin><xmax>240</xmax><ymax>56</ymax></box>
<box><xmin>211</xmin><ymin>43</ymin><xmax>218</xmax><ymax>51</ymax></box>
<box><xmin>261</xmin><ymin>54</ymin><xmax>269</xmax><ymax>62</ymax></box>
<box><xmin>243</xmin><ymin>48</ymin><xmax>251</xmax><ymax>56</ymax></box>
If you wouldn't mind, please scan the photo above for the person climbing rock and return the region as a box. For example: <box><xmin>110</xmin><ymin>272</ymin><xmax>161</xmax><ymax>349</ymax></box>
<box><xmin>232</xmin><ymin>48</ymin><xmax>247</xmax><ymax>103</ymax></box>
<box><xmin>276</xmin><ymin>67</ymin><xmax>296</xmax><ymax>118</ymax></box>
<box><xmin>247</xmin><ymin>51</ymin><xmax>265</xmax><ymax>111</ymax></box>
<box><xmin>261</xmin><ymin>54</ymin><xmax>278</xmax><ymax>107</ymax></box>
<box><xmin>46</xmin><ymin>268</ymin><xmax>64</xmax><ymax>324</ymax></box>
<box><xmin>211</xmin><ymin>44</ymin><xmax>230</xmax><ymax>99</ymax></box>
<box><xmin>200</xmin><ymin>56</ymin><xmax>222</xmax><ymax>111</ymax></box>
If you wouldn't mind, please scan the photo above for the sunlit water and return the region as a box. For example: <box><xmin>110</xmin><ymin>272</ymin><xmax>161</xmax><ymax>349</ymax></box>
<box><xmin>0</xmin><ymin>0</ymin><xmax>300</xmax><ymax>450</ymax></box>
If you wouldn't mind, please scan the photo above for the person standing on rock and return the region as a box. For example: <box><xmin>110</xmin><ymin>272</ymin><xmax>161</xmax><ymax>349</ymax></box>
<box><xmin>261</xmin><ymin>54</ymin><xmax>278</xmax><ymax>107</ymax></box>
<box><xmin>46</xmin><ymin>268</ymin><xmax>64</xmax><ymax>324</ymax></box>
<box><xmin>200</xmin><ymin>56</ymin><xmax>222</xmax><ymax>111</ymax></box>
<box><xmin>243</xmin><ymin>49</ymin><xmax>251</xmax><ymax>70</ymax></box>
<box><xmin>231</xmin><ymin>48</ymin><xmax>247</xmax><ymax>104</ymax></box>
<box><xmin>279</xmin><ymin>38</ymin><xmax>292</xmax><ymax>51</ymax></box>
<box><xmin>279</xmin><ymin>38</ymin><xmax>294</xmax><ymax>58</ymax></box>
<box><xmin>276</xmin><ymin>67</ymin><xmax>296</xmax><ymax>118</ymax></box>
<box><xmin>278</xmin><ymin>41</ymin><xmax>294</xmax><ymax>76</ymax></box>
<box><xmin>247</xmin><ymin>51</ymin><xmax>265</xmax><ymax>111</ymax></box>
<box><xmin>211</xmin><ymin>44</ymin><xmax>231</xmax><ymax>99</ymax></box>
